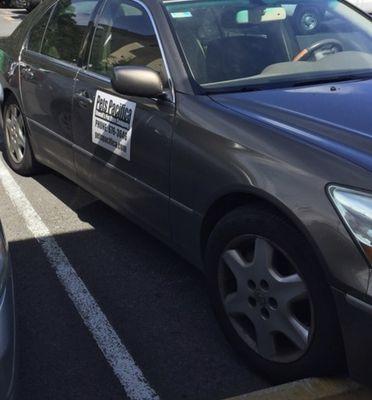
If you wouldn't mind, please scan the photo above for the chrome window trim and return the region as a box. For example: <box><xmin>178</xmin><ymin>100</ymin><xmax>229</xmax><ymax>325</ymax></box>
<box><xmin>39</xmin><ymin>3</ymin><xmax>56</xmax><ymax>54</ymax></box>
<box><xmin>79</xmin><ymin>68</ymin><xmax>111</xmax><ymax>83</ymax></box>
<box><xmin>86</xmin><ymin>0</ymin><xmax>175</xmax><ymax>103</ymax></box>
<box><xmin>23</xmin><ymin>1</ymin><xmax>57</xmax><ymax>54</ymax></box>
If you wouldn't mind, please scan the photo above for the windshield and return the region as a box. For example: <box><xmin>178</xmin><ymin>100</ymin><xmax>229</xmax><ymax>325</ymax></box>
<box><xmin>163</xmin><ymin>0</ymin><xmax>372</xmax><ymax>91</ymax></box>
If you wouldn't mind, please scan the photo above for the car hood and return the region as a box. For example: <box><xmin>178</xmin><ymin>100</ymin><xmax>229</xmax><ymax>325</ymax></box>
<box><xmin>210</xmin><ymin>79</ymin><xmax>372</xmax><ymax>172</ymax></box>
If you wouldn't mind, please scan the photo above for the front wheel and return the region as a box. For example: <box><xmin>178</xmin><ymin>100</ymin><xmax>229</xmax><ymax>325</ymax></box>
<box><xmin>3</xmin><ymin>95</ymin><xmax>39</xmax><ymax>175</ymax></box>
<box><xmin>205</xmin><ymin>205</ymin><xmax>345</xmax><ymax>382</ymax></box>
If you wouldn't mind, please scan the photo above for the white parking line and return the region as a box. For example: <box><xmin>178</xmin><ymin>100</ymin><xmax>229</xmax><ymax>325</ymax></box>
<box><xmin>0</xmin><ymin>158</ymin><xmax>159</xmax><ymax>400</ymax></box>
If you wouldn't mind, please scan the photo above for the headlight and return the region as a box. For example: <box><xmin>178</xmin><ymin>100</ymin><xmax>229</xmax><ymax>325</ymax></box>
<box><xmin>328</xmin><ymin>185</ymin><xmax>372</xmax><ymax>265</ymax></box>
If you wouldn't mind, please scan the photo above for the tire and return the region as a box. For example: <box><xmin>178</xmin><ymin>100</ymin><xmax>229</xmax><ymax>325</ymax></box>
<box><xmin>3</xmin><ymin>95</ymin><xmax>39</xmax><ymax>175</ymax></box>
<box><xmin>294</xmin><ymin>7</ymin><xmax>321</xmax><ymax>35</ymax></box>
<box><xmin>205</xmin><ymin>205</ymin><xmax>345</xmax><ymax>383</ymax></box>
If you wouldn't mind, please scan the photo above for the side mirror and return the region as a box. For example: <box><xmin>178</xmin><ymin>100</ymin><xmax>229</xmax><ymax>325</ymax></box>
<box><xmin>111</xmin><ymin>66</ymin><xmax>164</xmax><ymax>98</ymax></box>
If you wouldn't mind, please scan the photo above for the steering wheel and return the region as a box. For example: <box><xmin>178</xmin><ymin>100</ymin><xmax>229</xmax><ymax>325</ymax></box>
<box><xmin>293</xmin><ymin>39</ymin><xmax>343</xmax><ymax>62</ymax></box>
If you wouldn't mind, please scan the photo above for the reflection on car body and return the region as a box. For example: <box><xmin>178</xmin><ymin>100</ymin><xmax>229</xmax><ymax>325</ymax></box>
<box><xmin>2</xmin><ymin>0</ymin><xmax>372</xmax><ymax>387</ymax></box>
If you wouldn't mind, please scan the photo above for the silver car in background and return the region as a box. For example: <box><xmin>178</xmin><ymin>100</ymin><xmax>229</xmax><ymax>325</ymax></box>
<box><xmin>284</xmin><ymin>0</ymin><xmax>372</xmax><ymax>35</ymax></box>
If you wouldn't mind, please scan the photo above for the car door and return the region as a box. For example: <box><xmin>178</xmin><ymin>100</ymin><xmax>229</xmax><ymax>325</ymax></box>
<box><xmin>19</xmin><ymin>0</ymin><xmax>99</xmax><ymax>179</ymax></box>
<box><xmin>72</xmin><ymin>0</ymin><xmax>175</xmax><ymax>239</ymax></box>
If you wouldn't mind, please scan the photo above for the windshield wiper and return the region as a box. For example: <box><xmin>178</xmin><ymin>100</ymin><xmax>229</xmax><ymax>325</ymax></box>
<box><xmin>205</xmin><ymin>73</ymin><xmax>372</xmax><ymax>94</ymax></box>
<box><xmin>206</xmin><ymin>85</ymin><xmax>264</xmax><ymax>95</ymax></box>
<box><xmin>238</xmin><ymin>86</ymin><xmax>264</xmax><ymax>92</ymax></box>
<box><xmin>292</xmin><ymin>73</ymin><xmax>372</xmax><ymax>87</ymax></box>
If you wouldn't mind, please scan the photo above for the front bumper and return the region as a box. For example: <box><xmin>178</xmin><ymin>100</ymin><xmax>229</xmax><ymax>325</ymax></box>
<box><xmin>333</xmin><ymin>288</ymin><xmax>372</xmax><ymax>385</ymax></box>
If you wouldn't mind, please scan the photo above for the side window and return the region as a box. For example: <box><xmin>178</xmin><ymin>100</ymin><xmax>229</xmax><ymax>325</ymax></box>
<box><xmin>88</xmin><ymin>0</ymin><xmax>165</xmax><ymax>79</ymax></box>
<box><xmin>28</xmin><ymin>7</ymin><xmax>54</xmax><ymax>53</ymax></box>
<box><xmin>41</xmin><ymin>0</ymin><xmax>98</xmax><ymax>64</ymax></box>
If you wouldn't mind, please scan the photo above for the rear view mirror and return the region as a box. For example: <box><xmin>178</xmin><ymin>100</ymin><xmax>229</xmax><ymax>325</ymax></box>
<box><xmin>222</xmin><ymin>7</ymin><xmax>287</xmax><ymax>28</ymax></box>
<box><xmin>236</xmin><ymin>7</ymin><xmax>287</xmax><ymax>24</ymax></box>
<box><xmin>111</xmin><ymin>66</ymin><xmax>164</xmax><ymax>98</ymax></box>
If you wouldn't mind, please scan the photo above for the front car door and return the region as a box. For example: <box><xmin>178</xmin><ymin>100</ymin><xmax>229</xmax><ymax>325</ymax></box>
<box><xmin>19</xmin><ymin>0</ymin><xmax>99</xmax><ymax>179</ymax></box>
<box><xmin>72</xmin><ymin>0</ymin><xmax>175</xmax><ymax>239</ymax></box>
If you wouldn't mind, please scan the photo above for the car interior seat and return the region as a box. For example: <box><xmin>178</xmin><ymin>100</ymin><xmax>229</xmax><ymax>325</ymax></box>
<box><xmin>205</xmin><ymin>8</ymin><xmax>300</xmax><ymax>83</ymax></box>
<box><xmin>206</xmin><ymin>35</ymin><xmax>277</xmax><ymax>82</ymax></box>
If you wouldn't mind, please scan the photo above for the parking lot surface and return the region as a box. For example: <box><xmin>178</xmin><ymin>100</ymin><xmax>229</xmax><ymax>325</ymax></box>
<box><xmin>0</xmin><ymin>9</ymin><xmax>272</xmax><ymax>400</ymax></box>
<box><xmin>0</xmin><ymin>118</ymin><xmax>271</xmax><ymax>400</ymax></box>
<box><xmin>0</xmin><ymin>126</ymin><xmax>272</xmax><ymax>400</ymax></box>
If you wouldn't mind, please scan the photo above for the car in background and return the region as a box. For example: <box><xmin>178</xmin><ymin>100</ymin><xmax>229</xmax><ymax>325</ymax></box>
<box><xmin>283</xmin><ymin>0</ymin><xmax>372</xmax><ymax>34</ymax></box>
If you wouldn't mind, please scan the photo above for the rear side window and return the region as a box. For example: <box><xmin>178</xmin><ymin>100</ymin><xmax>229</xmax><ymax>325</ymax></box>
<box><xmin>41</xmin><ymin>0</ymin><xmax>98</xmax><ymax>64</ymax></box>
<box><xmin>28</xmin><ymin>7</ymin><xmax>53</xmax><ymax>53</ymax></box>
<box><xmin>88</xmin><ymin>0</ymin><xmax>165</xmax><ymax>78</ymax></box>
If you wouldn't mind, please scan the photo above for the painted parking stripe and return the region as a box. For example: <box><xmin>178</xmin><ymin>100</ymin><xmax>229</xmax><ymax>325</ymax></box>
<box><xmin>0</xmin><ymin>158</ymin><xmax>159</xmax><ymax>400</ymax></box>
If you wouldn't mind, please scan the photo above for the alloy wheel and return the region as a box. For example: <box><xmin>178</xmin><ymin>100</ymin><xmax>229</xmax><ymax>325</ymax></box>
<box><xmin>218</xmin><ymin>235</ymin><xmax>313</xmax><ymax>363</ymax></box>
<box><xmin>5</xmin><ymin>104</ymin><xmax>26</xmax><ymax>164</ymax></box>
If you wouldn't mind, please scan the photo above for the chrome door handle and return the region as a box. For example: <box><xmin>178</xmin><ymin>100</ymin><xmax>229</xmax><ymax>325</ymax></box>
<box><xmin>21</xmin><ymin>66</ymin><xmax>34</xmax><ymax>81</ymax></box>
<box><xmin>74</xmin><ymin>91</ymin><xmax>93</xmax><ymax>108</ymax></box>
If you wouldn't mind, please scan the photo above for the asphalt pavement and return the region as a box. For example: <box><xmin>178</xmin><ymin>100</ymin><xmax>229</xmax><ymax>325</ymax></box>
<box><xmin>0</xmin><ymin>8</ymin><xmax>270</xmax><ymax>400</ymax></box>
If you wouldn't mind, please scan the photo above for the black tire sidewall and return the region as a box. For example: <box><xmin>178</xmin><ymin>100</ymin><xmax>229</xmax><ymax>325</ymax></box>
<box><xmin>205</xmin><ymin>206</ymin><xmax>344</xmax><ymax>382</ymax></box>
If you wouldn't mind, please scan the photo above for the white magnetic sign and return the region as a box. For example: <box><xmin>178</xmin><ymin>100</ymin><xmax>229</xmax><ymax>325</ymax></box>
<box><xmin>92</xmin><ymin>90</ymin><xmax>136</xmax><ymax>161</ymax></box>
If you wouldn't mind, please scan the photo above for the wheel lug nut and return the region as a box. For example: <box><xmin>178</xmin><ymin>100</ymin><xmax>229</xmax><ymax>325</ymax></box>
<box><xmin>247</xmin><ymin>280</ymin><xmax>256</xmax><ymax>290</ymax></box>
<box><xmin>261</xmin><ymin>307</ymin><xmax>270</xmax><ymax>320</ymax></box>
<box><xmin>248</xmin><ymin>296</ymin><xmax>257</xmax><ymax>308</ymax></box>
<box><xmin>268</xmin><ymin>298</ymin><xmax>278</xmax><ymax>310</ymax></box>
<box><xmin>260</xmin><ymin>280</ymin><xmax>269</xmax><ymax>291</ymax></box>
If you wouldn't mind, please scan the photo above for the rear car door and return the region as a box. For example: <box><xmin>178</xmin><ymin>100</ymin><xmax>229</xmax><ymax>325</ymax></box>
<box><xmin>19</xmin><ymin>0</ymin><xmax>99</xmax><ymax>179</ymax></box>
<box><xmin>72</xmin><ymin>0</ymin><xmax>175</xmax><ymax>239</ymax></box>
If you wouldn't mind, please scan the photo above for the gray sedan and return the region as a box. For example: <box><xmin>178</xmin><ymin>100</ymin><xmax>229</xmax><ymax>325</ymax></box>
<box><xmin>1</xmin><ymin>0</ymin><xmax>372</xmax><ymax>386</ymax></box>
